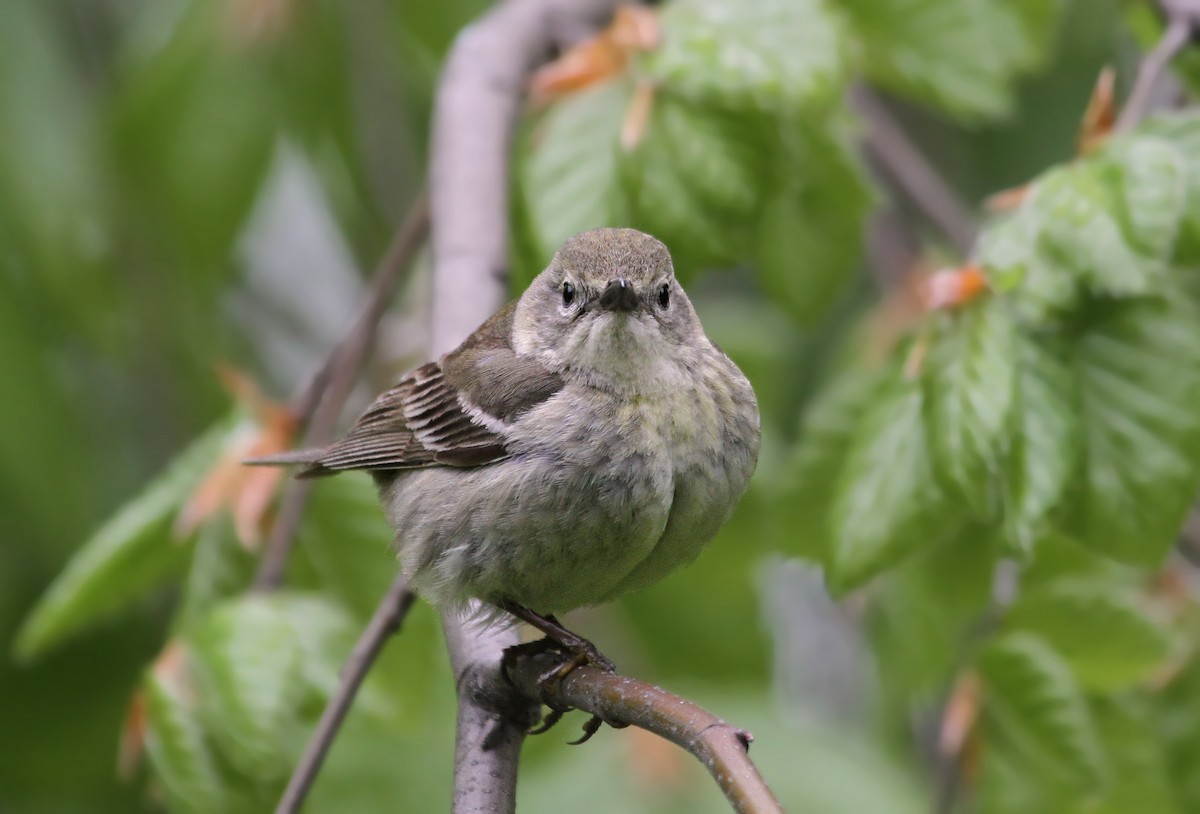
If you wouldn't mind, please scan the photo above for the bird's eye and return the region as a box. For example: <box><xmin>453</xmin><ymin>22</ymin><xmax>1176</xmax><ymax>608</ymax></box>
<box><xmin>657</xmin><ymin>282</ymin><xmax>671</xmax><ymax>309</ymax></box>
<box><xmin>562</xmin><ymin>281</ymin><xmax>576</xmax><ymax>307</ymax></box>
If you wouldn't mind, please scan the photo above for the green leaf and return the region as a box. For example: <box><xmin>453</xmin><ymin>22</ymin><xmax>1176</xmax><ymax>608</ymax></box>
<box><xmin>616</xmin><ymin>96</ymin><xmax>769</xmax><ymax>271</ymax></box>
<box><xmin>296</xmin><ymin>474</ymin><xmax>398</xmax><ymax>619</ymax></box>
<box><xmin>979</xmin><ymin>631</ymin><xmax>1107</xmax><ymax>787</ymax></box>
<box><xmin>14</xmin><ymin>417</ymin><xmax>234</xmax><ymax>659</ymax></box>
<box><xmin>978</xmin><ymin>201</ymin><xmax>1079</xmax><ymax>320</ymax></box>
<box><xmin>1136</xmin><ymin>112</ymin><xmax>1200</xmax><ymax>266</ymax></box>
<box><xmin>1005</xmin><ymin>581</ymin><xmax>1175</xmax><ymax>691</ymax></box>
<box><xmin>1110</xmin><ymin>137</ymin><xmax>1188</xmax><ymax>262</ymax></box>
<box><xmin>755</xmin><ymin>124</ymin><xmax>872</xmax><ymax>324</ymax></box>
<box><xmin>841</xmin><ymin>0</ymin><xmax>1064</xmax><ymax>119</ymax></box>
<box><xmin>778</xmin><ymin>370</ymin><xmax>885</xmax><ymax>560</ymax></box>
<box><xmin>923</xmin><ymin>300</ymin><xmax>1018</xmax><ymax>512</ymax></box>
<box><xmin>1032</xmin><ymin>167</ymin><xmax>1155</xmax><ymax>299</ymax></box>
<box><xmin>175</xmin><ymin>516</ymin><xmax>258</xmax><ymax>632</ymax></box>
<box><xmin>1002</xmin><ymin>336</ymin><xmax>1079</xmax><ymax>554</ymax></box>
<box><xmin>827</xmin><ymin>371</ymin><xmax>962</xmax><ymax>590</ymax></box>
<box><xmin>644</xmin><ymin>0</ymin><xmax>846</xmax><ymax>114</ymax></box>
<box><xmin>517</xmin><ymin>79</ymin><xmax>629</xmax><ymax>274</ymax></box>
<box><xmin>1067</xmin><ymin>297</ymin><xmax>1200</xmax><ymax>564</ymax></box>
<box><xmin>142</xmin><ymin>652</ymin><xmax>229</xmax><ymax>814</ymax></box>
<box><xmin>188</xmin><ymin>595</ymin><xmax>303</xmax><ymax>779</ymax></box>
<box><xmin>980</xmin><ymin>131</ymin><xmax>1195</xmax><ymax>319</ymax></box>
<box><xmin>109</xmin><ymin>2</ymin><xmax>275</xmax><ymax>266</ymax></box>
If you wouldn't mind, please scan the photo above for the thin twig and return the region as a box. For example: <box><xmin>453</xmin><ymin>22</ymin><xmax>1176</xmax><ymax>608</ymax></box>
<box><xmin>852</xmin><ymin>85</ymin><xmax>978</xmax><ymax>255</ymax></box>
<box><xmin>276</xmin><ymin>575</ymin><xmax>417</xmax><ymax>813</ymax></box>
<box><xmin>504</xmin><ymin>651</ymin><xmax>785</xmax><ymax>814</ymax></box>
<box><xmin>1115</xmin><ymin>7</ymin><xmax>1194</xmax><ymax>132</ymax></box>
<box><xmin>254</xmin><ymin>193</ymin><xmax>430</xmax><ymax>590</ymax></box>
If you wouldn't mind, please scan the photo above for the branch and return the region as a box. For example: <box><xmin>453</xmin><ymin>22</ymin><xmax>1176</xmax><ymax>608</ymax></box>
<box><xmin>254</xmin><ymin>193</ymin><xmax>430</xmax><ymax>590</ymax></box>
<box><xmin>853</xmin><ymin>85</ymin><xmax>978</xmax><ymax>255</ymax></box>
<box><xmin>424</xmin><ymin>0</ymin><xmax>621</xmax><ymax>811</ymax></box>
<box><xmin>504</xmin><ymin>651</ymin><xmax>785</xmax><ymax>814</ymax></box>
<box><xmin>276</xmin><ymin>575</ymin><xmax>417</xmax><ymax>814</ymax></box>
<box><xmin>1115</xmin><ymin>1</ymin><xmax>1197</xmax><ymax>133</ymax></box>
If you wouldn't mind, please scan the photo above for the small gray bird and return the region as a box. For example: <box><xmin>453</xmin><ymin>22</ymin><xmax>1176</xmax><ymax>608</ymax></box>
<box><xmin>259</xmin><ymin>228</ymin><xmax>759</xmax><ymax>662</ymax></box>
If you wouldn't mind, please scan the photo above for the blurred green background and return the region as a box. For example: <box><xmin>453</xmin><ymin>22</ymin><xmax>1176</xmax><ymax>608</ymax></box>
<box><xmin>0</xmin><ymin>0</ymin><xmax>1159</xmax><ymax>811</ymax></box>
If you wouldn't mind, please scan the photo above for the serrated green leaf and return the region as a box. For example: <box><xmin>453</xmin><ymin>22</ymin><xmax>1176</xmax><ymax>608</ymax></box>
<box><xmin>1002</xmin><ymin>336</ymin><xmax>1078</xmax><ymax>554</ymax></box>
<box><xmin>778</xmin><ymin>371</ymin><xmax>884</xmax><ymax>560</ymax></box>
<box><xmin>187</xmin><ymin>594</ymin><xmax>309</xmax><ymax>779</ymax></box>
<box><xmin>1067</xmin><ymin>297</ymin><xmax>1200</xmax><ymax>564</ymax></box>
<box><xmin>1034</xmin><ymin>167</ymin><xmax>1155</xmax><ymax>299</ymax></box>
<box><xmin>517</xmin><ymin>79</ymin><xmax>629</xmax><ymax>273</ymax></box>
<box><xmin>14</xmin><ymin>417</ymin><xmax>235</xmax><ymax>659</ymax></box>
<box><xmin>842</xmin><ymin>0</ymin><xmax>1063</xmax><ymax>119</ymax></box>
<box><xmin>644</xmin><ymin>0</ymin><xmax>845</xmax><ymax>114</ymax></box>
<box><xmin>616</xmin><ymin>96</ymin><xmax>761</xmax><ymax>270</ymax></box>
<box><xmin>978</xmin><ymin>203</ymin><xmax>1078</xmax><ymax>318</ymax></box>
<box><xmin>1136</xmin><ymin>112</ymin><xmax>1200</xmax><ymax>266</ymax></box>
<box><xmin>1110</xmin><ymin>137</ymin><xmax>1188</xmax><ymax>262</ymax></box>
<box><xmin>827</xmin><ymin>373</ymin><xmax>962</xmax><ymax>590</ymax></box>
<box><xmin>980</xmin><ymin>631</ymin><xmax>1107</xmax><ymax>787</ymax></box>
<box><xmin>143</xmin><ymin>654</ymin><xmax>229</xmax><ymax>814</ymax></box>
<box><xmin>1006</xmin><ymin>581</ymin><xmax>1175</xmax><ymax>691</ymax></box>
<box><xmin>923</xmin><ymin>300</ymin><xmax>1018</xmax><ymax>513</ymax></box>
<box><xmin>755</xmin><ymin>125</ymin><xmax>872</xmax><ymax>324</ymax></box>
<box><xmin>980</xmin><ymin>131</ymin><xmax>1196</xmax><ymax>320</ymax></box>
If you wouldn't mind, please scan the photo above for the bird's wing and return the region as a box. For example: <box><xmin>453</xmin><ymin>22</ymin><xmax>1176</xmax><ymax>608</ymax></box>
<box><xmin>293</xmin><ymin>302</ymin><xmax>562</xmax><ymax>478</ymax></box>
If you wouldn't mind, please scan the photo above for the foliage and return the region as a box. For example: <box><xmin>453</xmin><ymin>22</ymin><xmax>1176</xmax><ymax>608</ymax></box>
<box><xmin>8</xmin><ymin>0</ymin><xmax>1200</xmax><ymax>813</ymax></box>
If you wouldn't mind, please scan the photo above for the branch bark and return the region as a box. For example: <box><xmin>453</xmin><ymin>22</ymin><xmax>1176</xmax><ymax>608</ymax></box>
<box><xmin>276</xmin><ymin>575</ymin><xmax>417</xmax><ymax>814</ymax></box>
<box><xmin>505</xmin><ymin>651</ymin><xmax>785</xmax><ymax>814</ymax></box>
<box><xmin>853</xmin><ymin>85</ymin><xmax>978</xmax><ymax>255</ymax></box>
<box><xmin>1115</xmin><ymin>1</ymin><xmax>1197</xmax><ymax>133</ymax></box>
<box><xmin>424</xmin><ymin>1</ymin><xmax>620</xmax><ymax>811</ymax></box>
<box><xmin>254</xmin><ymin>193</ymin><xmax>430</xmax><ymax>590</ymax></box>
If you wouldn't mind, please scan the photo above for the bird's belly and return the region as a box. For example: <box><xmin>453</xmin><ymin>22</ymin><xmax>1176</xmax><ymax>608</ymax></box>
<box><xmin>383</xmin><ymin>450</ymin><xmax>675</xmax><ymax>613</ymax></box>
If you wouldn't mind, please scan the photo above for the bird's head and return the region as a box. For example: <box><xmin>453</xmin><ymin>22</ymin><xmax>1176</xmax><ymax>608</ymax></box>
<box><xmin>513</xmin><ymin>228</ymin><xmax>702</xmax><ymax>390</ymax></box>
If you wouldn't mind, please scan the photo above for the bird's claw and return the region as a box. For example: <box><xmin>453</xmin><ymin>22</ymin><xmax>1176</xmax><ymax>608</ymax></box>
<box><xmin>501</xmin><ymin>634</ymin><xmax>618</xmax><ymax>742</ymax></box>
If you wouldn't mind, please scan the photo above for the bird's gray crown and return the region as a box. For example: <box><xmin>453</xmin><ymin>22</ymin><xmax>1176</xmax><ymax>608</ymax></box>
<box><xmin>550</xmin><ymin>228</ymin><xmax>673</xmax><ymax>287</ymax></box>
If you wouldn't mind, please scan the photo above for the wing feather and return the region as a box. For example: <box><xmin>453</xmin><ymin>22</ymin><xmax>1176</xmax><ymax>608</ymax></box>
<box><xmin>295</xmin><ymin>303</ymin><xmax>563</xmax><ymax>479</ymax></box>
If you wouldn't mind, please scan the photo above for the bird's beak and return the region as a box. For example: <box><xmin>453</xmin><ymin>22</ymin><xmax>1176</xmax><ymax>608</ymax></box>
<box><xmin>598</xmin><ymin>278</ymin><xmax>640</xmax><ymax>313</ymax></box>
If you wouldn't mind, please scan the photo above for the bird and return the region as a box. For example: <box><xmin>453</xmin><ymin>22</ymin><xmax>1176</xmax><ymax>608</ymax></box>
<box><xmin>252</xmin><ymin>227</ymin><xmax>760</xmax><ymax>677</ymax></box>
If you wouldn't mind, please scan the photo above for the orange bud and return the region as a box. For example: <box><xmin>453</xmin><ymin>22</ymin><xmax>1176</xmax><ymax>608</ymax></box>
<box><xmin>1077</xmin><ymin>66</ymin><xmax>1116</xmax><ymax>156</ymax></box>
<box><xmin>529</xmin><ymin>6</ymin><xmax>661</xmax><ymax>105</ymax></box>
<box><xmin>918</xmin><ymin>265</ymin><xmax>989</xmax><ymax>311</ymax></box>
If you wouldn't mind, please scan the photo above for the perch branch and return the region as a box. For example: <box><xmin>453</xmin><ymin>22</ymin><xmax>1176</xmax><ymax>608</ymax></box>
<box><xmin>276</xmin><ymin>575</ymin><xmax>417</xmax><ymax>814</ymax></box>
<box><xmin>254</xmin><ymin>193</ymin><xmax>430</xmax><ymax>590</ymax></box>
<box><xmin>425</xmin><ymin>0</ymin><xmax>622</xmax><ymax>811</ymax></box>
<box><xmin>504</xmin><ymin>651</ymin><xmax>784</xmax><ymax>814</ymax></box>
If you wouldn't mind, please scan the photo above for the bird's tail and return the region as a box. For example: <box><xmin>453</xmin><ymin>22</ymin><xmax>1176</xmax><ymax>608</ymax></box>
<box><xmin>242</xmin><ymin>448</ymin><xmax>333</xmax><ymax>479</ymax></box>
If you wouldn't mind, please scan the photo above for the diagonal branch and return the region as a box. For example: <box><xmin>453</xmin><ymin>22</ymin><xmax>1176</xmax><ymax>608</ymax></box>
<box><xmin>852</xmin><ymin>85</ymin><xmax>978</xmax><ymax>255</ymax></box>
<box><xmin>254</xmin><ymin>193</ymin><xmax>430</xmax><ymax>590</ymax></box>
<box><xmin>276</xmin><ymin>575</ymin><xmax>417</xmax><ymax>814</ymax></box>
<box><xmin>504</xmin><ymin>651</ymin><xmax>785</xmax><ymax>814</ymax></box>
<box><xmin>1115</xmin><ymin>1</ymin><xmax>1197</xmax><ymax>132</ymax></box>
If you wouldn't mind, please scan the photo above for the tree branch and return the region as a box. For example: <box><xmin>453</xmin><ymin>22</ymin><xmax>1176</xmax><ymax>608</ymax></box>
<box><xmin>254</xmin><ymin>193</ymin><xmax>430</xmax><ymax>590</ymax></box>
<box><xmin>1115</xmin><ymin>1</ymin><xmax>1196</xmax><ymax>133</ymax></box>
<box><xmin>852</xmin><ymin>85</ymin><xmax>978</xmax><ymax>255</ymax></box>
<box><xmin>424</xmin><ymin>0</ymin><xmax>621</xmax><ymax>811</ymax></box>
<box><xmin>504</xmin><ymin>651</ymin><xmax>785</xmax><ymax>814</ymax></box>
<box><xmin>276</xmin><ymin>575</ymin><xmax>417</xmax><ymax>814</ymax></box>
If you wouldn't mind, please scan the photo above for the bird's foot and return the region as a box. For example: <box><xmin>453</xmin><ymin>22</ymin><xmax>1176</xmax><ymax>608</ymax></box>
<box><xmin>498</xmin><ymin>604</ymin><xmax>621</xmax><ymax>744</ymax></box>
